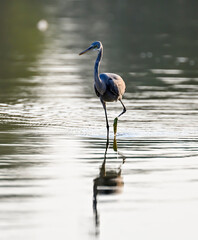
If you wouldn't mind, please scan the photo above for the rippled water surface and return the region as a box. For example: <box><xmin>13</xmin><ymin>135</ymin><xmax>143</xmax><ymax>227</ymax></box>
<box><xmin>1</xmin><ymin>1</ymin><xmax>198</xmax><ymax>239</ymax></box>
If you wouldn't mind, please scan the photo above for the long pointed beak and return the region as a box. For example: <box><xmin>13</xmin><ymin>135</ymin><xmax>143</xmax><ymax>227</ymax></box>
<box><xmin>79</xmin><ymin>46</ymin><xmax>93</xmax><ymax>55</ymax></box>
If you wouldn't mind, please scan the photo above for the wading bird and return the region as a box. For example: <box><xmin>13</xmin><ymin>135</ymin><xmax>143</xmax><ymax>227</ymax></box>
<box><xmin>79</xmin><ymin>41</ymin><xmax>126</xmax><ymax>139</ymax></box>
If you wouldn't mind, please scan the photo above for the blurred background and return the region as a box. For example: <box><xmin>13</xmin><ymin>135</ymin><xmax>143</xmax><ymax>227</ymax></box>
<box><xmin>0</xmin><ymin>0</ymin><xmax>198</xmax><ymax>240</ymax></box>
<box><xmin>1</xmin><ymin>0</ymin><xmax>198</xmax><ymax>102</ymax></box>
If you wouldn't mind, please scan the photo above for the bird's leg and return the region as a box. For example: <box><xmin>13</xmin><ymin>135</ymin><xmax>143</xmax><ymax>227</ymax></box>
<box><xmin>113</xmin><ymin>99</ymin><xmax>126</xmax><ymax>136</ymax></box>
<box><xmin>113</xmin><ymin>135</ymin><xmax>117</xmax><ymax>151</ymax></box>
<box><xmin>118</xmin><ymin>99</ymin><xmax>127</xmax><ymax>118</ymax></box>
<box><xmin>113</xmin><ymin>118</ymin><xmax>118</xmax><ymax>136</ymax></box>
<box><xmin>100</xmin><ymin>99</ymin><xmax>109</xmax><ymax>140</ymax></box>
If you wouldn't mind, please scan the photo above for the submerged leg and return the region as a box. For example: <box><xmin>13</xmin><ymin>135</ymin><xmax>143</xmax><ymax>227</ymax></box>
<box><xmin>113</xmin><ymin>99</ymin><xmax>126</xmax><ymax>136</ymax></box>
<box><xmin>100</xmin><ymin>99</ymin><xmax>109</xmax><ymax>139</ymax></box>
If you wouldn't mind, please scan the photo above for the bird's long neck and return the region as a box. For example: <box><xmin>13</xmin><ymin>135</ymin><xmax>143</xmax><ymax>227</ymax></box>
<box><xmin>94</xmin><ymin>47</ymin><xmax>106</xmax><ymax>95</ymax></box>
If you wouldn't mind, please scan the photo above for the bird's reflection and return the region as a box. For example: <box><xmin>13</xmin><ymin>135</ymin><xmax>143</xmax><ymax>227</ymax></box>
<box><xmin>93</xmin><ymin>137</ymin><xmax>126</xmax><ymax>235</ymax></box>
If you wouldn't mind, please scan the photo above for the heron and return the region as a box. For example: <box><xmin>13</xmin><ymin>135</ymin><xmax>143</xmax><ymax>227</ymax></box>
<box><xmin>79</xmin><ymin>41</ymin><xmax>126</xmax><ymax>139</ymax></box>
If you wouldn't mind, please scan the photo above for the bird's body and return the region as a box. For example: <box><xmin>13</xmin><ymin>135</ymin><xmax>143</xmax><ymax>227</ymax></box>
<box><xmin>79</xmin><ymin>41</ymin><xmax>126</xmax><ymax>138</ymax></box>
<box><xmin>94</xmin><ymin>73</ymin><xmax>125</xmax><ymax>102</ymax></box>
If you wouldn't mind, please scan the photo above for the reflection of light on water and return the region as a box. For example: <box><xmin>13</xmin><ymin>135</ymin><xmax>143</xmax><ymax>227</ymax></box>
<box><xmin>156</xmin><ymin>77</ymin><xmax>198</xmax><ymax>84</ymax></box>
<box><xmin>37</xmin><ymin>19</ymin><xmax>48</xmax><ymax>32</ymax></box>
<box><xmin>176</xmin><ymin>57</ymin><xmax>189</xmax><ymax>63</ymax></box>
<box><xmin>150</xmin><ymin>69</ymin><xmax>183</xmax><ymax>74</ymax></box>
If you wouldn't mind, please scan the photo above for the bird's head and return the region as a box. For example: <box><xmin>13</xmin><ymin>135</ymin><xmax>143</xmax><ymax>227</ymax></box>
<box><xmin>79</xmin><ymin>41</ymin><xmax>102</xmax><ymax>55</ymax></box>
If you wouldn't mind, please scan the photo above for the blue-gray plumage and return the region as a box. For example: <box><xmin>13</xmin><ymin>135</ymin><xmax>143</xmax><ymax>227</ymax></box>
<box><xmin>79</xmin><ymin>41</ymin><xmax>126</xmax><ymax>138</ymax></box>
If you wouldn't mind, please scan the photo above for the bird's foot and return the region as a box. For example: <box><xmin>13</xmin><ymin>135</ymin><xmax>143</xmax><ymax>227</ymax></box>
<box><xmin>113</xmin><ymin>117</ymin><xmax>118</xmax><ymax>137</ymax></box>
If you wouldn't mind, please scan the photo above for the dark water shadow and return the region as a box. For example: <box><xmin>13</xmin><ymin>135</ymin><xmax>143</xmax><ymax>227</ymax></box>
<box><xmin>93</xmin><ymin>137</ymin><xmax>126</xmax><ymax>236</ymax></box>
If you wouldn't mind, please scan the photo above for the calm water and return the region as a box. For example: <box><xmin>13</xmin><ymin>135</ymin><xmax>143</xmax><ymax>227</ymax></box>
<box><xmin>0</xmin><ymin>1</ymin><xmax>198</xmax><ymax>239</ymax></box>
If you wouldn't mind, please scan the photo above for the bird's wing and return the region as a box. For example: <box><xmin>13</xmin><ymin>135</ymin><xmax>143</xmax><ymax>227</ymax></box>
<box><xmin>108</xmin><ymin>78</ymin><xmax>120</xmax><ymax>96</ymax></box>
<box><xmin>100</xmin><ymin>73</ymin><xmax>125</xmax><ymax>97</ymax></box>
<box><xmin>94</xmin><ymin>84</ymin><xmax>100</xmax><ymax>97</ymax></box>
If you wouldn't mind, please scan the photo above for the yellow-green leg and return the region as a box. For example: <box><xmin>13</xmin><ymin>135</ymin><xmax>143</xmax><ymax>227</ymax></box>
<box><xmin>113</xmin><ymin>99</ymin><xmax>126</xmax><ymax>137</ymax></box>
<box><xmin>113</xmin><ymin>117</ymin><xmax>118</xmax><ymax>136</ymax></box>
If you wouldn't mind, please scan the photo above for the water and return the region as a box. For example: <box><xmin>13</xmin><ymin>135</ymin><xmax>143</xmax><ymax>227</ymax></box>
<box><xmin>0</xmin><ymin>1</ymin><xmax>198</xmax><ymax>239</ymax></box>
